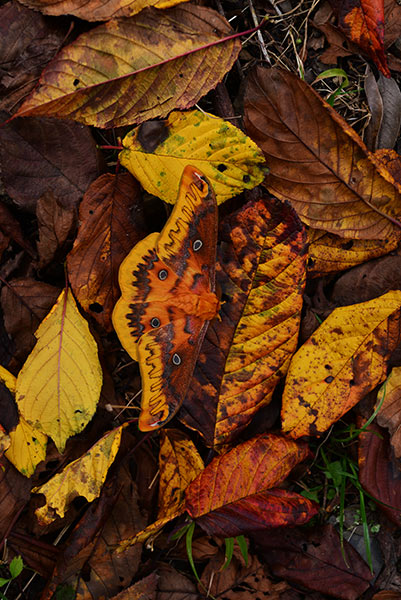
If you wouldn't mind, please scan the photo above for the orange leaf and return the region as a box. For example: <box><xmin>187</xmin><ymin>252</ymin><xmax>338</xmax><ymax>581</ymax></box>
<box><xmin>334</xmin><ymin>0</ymin><xmax>390</xmax><ymax>77</ymax></box>
<box><xmin>185</xmin><ymin>434</ymin><xmax>317</xmax><ymax>536</ymax></box>
<box><xmin>244</xmin><ymin>67</ymin><xmax>401</xmax><ymax>239</ymax></box>
<box><xmin>181</xmin><ymin>196</ymin><xmax>306</xmax><ymax>448</ymax></box>
<box><xmin>14</xmin><ymin>5</ymin><xmax>241</xmax><ymax>129</ymax></box>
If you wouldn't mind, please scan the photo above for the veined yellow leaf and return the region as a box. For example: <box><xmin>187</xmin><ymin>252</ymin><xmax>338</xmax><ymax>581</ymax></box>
<box><xmin>32</xmin><ymin>424</ymin><xmax>124</xmax><ymax>525</ymax></box>
<box><xmin>119</xmin><ymin>109</ymin><xmax>267</xmax><ymax>204</ymax></box>
<box><xmin>16</xmin><ymin>288</ymin><xmax>102</xmax><ymax>453</ymax></box>
<box><xmin>0</xmin><ymin>365</ymin><xmax>16</xmax><ymax>394</ymax></box>
<box><xmin>5</xmin><ymin>417</ymin><xmax>47</xmax><ymax>478</ymax></box>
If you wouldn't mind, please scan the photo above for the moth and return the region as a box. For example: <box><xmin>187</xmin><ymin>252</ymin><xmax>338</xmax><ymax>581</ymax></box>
<box><xmin>112</xmin><ymin>165</ymin><xmax>219</xmax><ymax>431</ymax></box>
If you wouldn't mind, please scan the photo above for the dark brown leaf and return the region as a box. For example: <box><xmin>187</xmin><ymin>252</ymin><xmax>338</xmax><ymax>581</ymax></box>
<box><xmin>0</xmin><ymin>460</ymin><xmax>30</xmax><ymax>544</ymax></box>
<box><xmin>36</xmin><ymin>191</ymin><xmax>76</xmax><ymax>269</ymax></box>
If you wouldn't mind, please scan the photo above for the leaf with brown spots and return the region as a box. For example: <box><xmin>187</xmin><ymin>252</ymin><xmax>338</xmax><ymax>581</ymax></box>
<box><xmin>282</xmin><ymin>290</ymin><xmax>401</xmax><ymax>439</ymax></box>
<box><xmin>13</xmin><ymin>5</ymin><xmax>241</xmax><ymax>129</ymax></box>
<box><xmin>244</xmin><ymin>67</ymin><xmax>401</xmax><ymax>239</ymax></box>
<box><xmin>67</xmin><ymin>173</ymin><xmax>144</xmax><ymax>331</ymax></box>
<box><xmin>180</xmin><ymin>195</ymin><xmax>307</xmax><ymax>448</ymax></box>
<box><xmin>185</xmin><ymin>434</ymin><xmax>317</xmax><ymax>537</ymax></box>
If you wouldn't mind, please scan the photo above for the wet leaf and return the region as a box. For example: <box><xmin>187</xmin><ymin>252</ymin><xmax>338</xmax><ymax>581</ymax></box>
<box><xmin>36</xmin><ymin>192</ymin><xmax>75</xmax><ymax>269</ymax></box>
<box><xmin>185</xmin><ymin>434</ymin><xmax>317</xmax><ymax>537</ymax></box>
<box><xmin>120</xmin><ymin>110</ymin><xmax>266</xmax><ymax>205</ymax></box>
<box><xmin>67</xmin><ymin>173</ymin><xmax>144</xmax><ymax>331</ymax></box>
<box><xmin>16</xmin><ymin>288</ymin><xmax>102</xmax><ymax>453</ymax></box>
<box><xmin>32</xmin><ymin>424</ymin><xmax>124</xmax><ymax>525</ymax></box>
<box><xmin>14</xmin><ymin>5</ymin><xmax>241</xmax><ymax>128</ymax></box>
<box><xmin>181</xmin><ymin>196</ymin><xmax>307</xmax><ymax>448</ymax></box>
<box><xmin>5</xmin><ymin>416</ymin><xmax>47</xmax><ymax>477</ymax></box>
<box><xmin>332</xmin><ymin>0</ymin><xmax>390</xmax><ymax>77</ymax></box>
<box><xmin>244</xmin><ymin>67</ymin><xmax>401</xmax><ymax>239</ymax></box>
<box><xmin>376</xmin><ymin>367</ymin><xmax>401</xmax><ymax>458</ymax></box>
<box><xmin>282</xmin><ymin>290</ymin><xmax>401</xmax><ymax>439</ymax></box>
<box><xmin>158</xmin><ymin>429</ymin><xmax>204</xmax><ymax>519</ymax></box>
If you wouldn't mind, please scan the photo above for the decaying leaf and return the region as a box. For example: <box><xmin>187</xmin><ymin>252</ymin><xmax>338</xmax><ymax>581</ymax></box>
<box><xmin>185</xmin><ymin>434</ymin><xmax>317</xmax><ymax>537</ymax></box>
<box><xmin>364</xmin><ymin>71</ymin><xmax>401</xmax><ymax>150</ymax></box>
<box><xmin>14</xmin><ymin>5</ymin><xmax>241</xmax><ymax>128</ymax></box>
<box><xmin>282</xmin><ymin>290</ymin><xmax>401</xmax><ymax>439</ymax></box>
<box><xmin>181</xmin><ymin>196</ymin><xmax>307</xmax><ymax>448</ymax></box>
<box><xmin>120</xmin><ymin>110</ymin><xmax>266</xmax><ymax>204</ymax></box>
<box><xmin>67</xmin><ymin>173</ymin><xmax>144</xmax><ymax>331</ymax></box>
<box><xmin>36</xmin><ymin>192</ymin><xmax>75</xmax><ymax>269</ymax></box>
<box><xmin>5</xmin><ymin>416</ymin><xmax>47</xmax><ymax>478</ymax></box>
<box><xmin>32</xmin><ymin>424</ymin><xmax>124</xmax><ymax>525</ymax></box>
<box><xmin>158</xmin><ymin>429</ymin><xmax>204</xmax><ymax>519</ymax></box>
<box><xmin>16</xmin><ymin>288</ymin><xmax>102</xmax><ymax>453</ymax></box>
<box><xmin>244</xmin><ymin>67</ymin><xmax>401</xmax><ymax>239</ymax></box>
<box><xmin>376</xmin><ymin>366</ymin><xmax>401</xmax><ymax>458</ymax></box>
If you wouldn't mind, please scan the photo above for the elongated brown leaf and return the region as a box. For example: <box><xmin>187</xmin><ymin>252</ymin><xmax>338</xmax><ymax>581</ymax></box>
<box><xmin>181</xmin><ymin>196</ymin><xmax>306</xmax><ymax>448</ymax></box>
<box><xmin>67</xmin><ymin>173</ymin><xmax>144</xmax><ymax>331</ymax></box>
<box><xmin>185</xmin><ymin>434</ymin><xmax>317</xmax><ymax>537</ymax></box>
<box><xmin>14</xmin><ymin>6</ymin><xmax>241</xmax><ymax>129</ymax></box>
<box><xmin>244</xmin><ymin>67</ymin><xmax>401</xmax><ymax>239</ymax></box>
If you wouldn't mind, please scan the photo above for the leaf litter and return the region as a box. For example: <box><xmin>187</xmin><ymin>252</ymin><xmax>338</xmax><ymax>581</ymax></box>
<box><xmin>2</xmin><ymin>1</ymin><xmax>401</xmax><ymax>598</ymax></box>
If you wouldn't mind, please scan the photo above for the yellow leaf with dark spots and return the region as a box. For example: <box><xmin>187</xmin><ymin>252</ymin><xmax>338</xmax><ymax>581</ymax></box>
<box><xmin>16</xmin><ymin>288</ymin><xmax>102</xmax><ymax>453</ymax></box>
<box><xmin>282</xmin><ymin>290</ymin><xmax>401</xmax><ymax>438</ymax></box>
<box><xmin>5</xmin><ymin>417</ymin><xmax>47</xmax><ymax>478</ymax></box>
<box><xmin>32</xmin><ymin>425</ymin><xmax>124</xmax><ymax>525</ymax></box>
<box><xmin>120</xmin><ymin>110</ymin><xmax>266</xmax><ymax>205</ymax></box>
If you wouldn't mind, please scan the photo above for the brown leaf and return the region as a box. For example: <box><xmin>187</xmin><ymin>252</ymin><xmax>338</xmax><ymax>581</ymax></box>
<box><xmin>181</xmin><ymin>196</ymin><xmax>306</xmax><ymax>448</ymax></box>
<box><xmin>67</xmin><ymin>173</ymin><xmax>144</xmax><ymax>331</ymax></box>
<box><xmin>37</xmin><ymin>191</ymin><xmax>76</xmax><ymax>269</ymax></box>
<box><xmin>0</xmin><ymin>278</ymin><xmax>60</xmax><ymax>363</ymax></box>
<box><xmin>0</xmin><ymin>201</ymin><xmax>36</xmax><ymax>258</ymax></box>
<box><xmin>364</xmin><ymin>72</ymin><xmax>401</xmax><ymax>150</ymax></box>
<box><xmin>376</xmin><ymin>367</ymin><xmax>401</xmax><ymax>457</ymax></box>
<box><xmin>358</xmin><ymin>421</ymin><xmax>401</xmax><ymax>525</ymax></box>
<box><xmin>253</xmin><ymin>524</ymin><xmax>372</xmax><ymax>600</ymax></box>
<box><xmin>0</xmin><ymin>3</ymin><xmax>67</xmax><ymax>113</ymax></box>
<box><xmin>0</xmin><ymin>117</ymin><xmax>101</xmax><ymax>212</ymax></box>
<box><xmin>244</xmin><ymin>67</ymin><xmax>401</xmax><ymax>239</ymax></box>
<box><xmin>0</xmin><ymin>460</ymin><xmax>30</xmax><ymax>543</ymax></box>
<box><xmin>384</xmin><ymin>0</ymin><xmax>401</xmax><ymax>47</ymax></box>
<box><xmin>110</xmin><ymin>573</ymin><xmax>158</xmax><ymax>600</ymax></box>
<box><xmin>14</xmin><ymin>6</ymin><xmax>241</xmax><ymax>129</ymax></box>
<box><xmin>157</xmin><ymin>563</ymin><xmax>199</xmax><ymax>600</ymax></box>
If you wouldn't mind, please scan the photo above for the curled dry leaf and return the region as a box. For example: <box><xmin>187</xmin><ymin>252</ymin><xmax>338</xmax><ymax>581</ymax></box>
<box><xmin>32</xmin><ymin>424</ymin><xmax>125</xmax><ymax>525</ymax></box>
<box><xmin>16</xmin><ymin>288</ymin><xmax>102</xmax><ymax>453</ymax></box>
<box><xmin>282</xmin><ymin>290</ymin><xmax>401</xmax><ymax>439</ymax></box>
<box><xmin>244</xmin><ymin>67</ymin><xmax>401</xmax><ymax>239</ymax></box>
<box><xmin>67</xmin><ymin>173</ymin><xmax>144</xmax><ymax>331</ymax></box>
<box><xmin>14</xmin><ymin>5</ymin><xmax>241</xmax><ymax>129</ymax></box>
<box><xmin>185</xmin><ymin>434</ymin><xmax>317</xmax><ymax>537</ymax></box>
<box><xmin>120</xmin><ymin>110</ymin><xmax>267</xmax><ymax>205</ymax></box>
<box><xmin>181</xmin><ymin>196</ymin><xmax>306</xmax><ymax>448</ymax></box>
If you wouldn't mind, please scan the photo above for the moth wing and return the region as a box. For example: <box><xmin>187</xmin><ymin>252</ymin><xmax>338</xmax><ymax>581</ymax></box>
<box><xmin>137</xmin><ymin>316</ymin><xmax>208</xmax><ymax>431</ymax></box>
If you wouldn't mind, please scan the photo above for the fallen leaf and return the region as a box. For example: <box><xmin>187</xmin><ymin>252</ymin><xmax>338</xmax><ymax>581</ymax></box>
<box><xmin>384</xmin><ymin>0</ymin><xmax>401</xmax><ymax>47</ymax></box>
<box><xmin>185</xmin><ymin>434</ymin><xmax>317</xmax><ymax>537</ymax></box>
<box><xmin>364</xmin><ymin>71</ymin><xmax>401</xmax><ymax>150</ymax></box>
<box><xmin>32</xmin><ymin>424</ymin><xmax>125</xmax><ymax>525</ymax></box>
<box><xmin>0</xmin><ymin>117</ymin><xmax>100</xmax><ymax>212</ymax></box>
<box><xmin>181</xmin><ymin>196</ymin><xmax>306</xmax><ymax>448</ymax></box>
<box><xmin>358</xmin><ymin>421</ymin><xmax>401</xmax><ymax>525</ymax></box>
<box><xmin>5</xmin><ymin>416</ymin><xmax>47</xmax><ymax>477</ymax></box>
<box><xmin>1</xmin><ymin>278</ymin><xmax>60</xmax><ymax>363</ymax></box>
<box><xmin>376</xmin><ymin>367</ymin><xmax>401</xmax><ymax>457</ymax></box>
<box><xmin>253</xmin><ymin>524</ymin><xmax>372</xmax><ymax>600</ymax></box>
<box><xmin>0</xmin><ymin>460</ymin><xmax>31</xmax><ymax>542</ymax></box>
<box><xmin>373</xmin><ymin>147</ymin><xmax>401</xmax><ymax>186</ymax></box>
<box><xmin>120</xmin><ymin>110</ymin><xmax>267</xmax><ymax>204</ymax></box>
<box><xmin>14</xmin><ymin>5</ymin><xmax>241</xmax><ymax>128</ymax></box>
<box><xmin>36</xmin><ymin>192</ymin><xmax>75</xmax><ymax>269</ymax></box>
<box><xmin>332</xmin><ymin>0</ymin><xmax>390</xmax><ymax>77</ymax></box>
<box><xmin>307</xmin><ymin>228</ymin><xmax>400</xmax><ymax>277</ymax></box>
<box><xmin>110</xmin><ymin>573</ymin><xmax>158</xmax><ymax>600</ymax></box>
<box><xmin>158</xmin><ymin>429</ymin><xmax>204</xmax><ymax>519</ymax></box>
<box><xmin>282</xmin><ymin>290</ymin><xmax>401</xmax><ymax>438</ymax></box>
<box><xmin>157</xmin><ymin>564</ymin><xmax>198</xmax><ymax>600</ymax></box>
<box><xmin>16</xmin><ymin>287</ymin><xmax>102</xmax><ymax>453</ymax></box>
<box><xmin>0</xmin><ymin>201</ymin><xmax>36</xmax><ymax>257</ymax></box>
<box><xmin>67</xmin><ymin>172</ymin><xmax>144</xmax><ymax>331</ymax></box>
<box><xmin>244</xmin><ymin>67</ymin><xmax>401</xmax><ymax>239</ymax></box>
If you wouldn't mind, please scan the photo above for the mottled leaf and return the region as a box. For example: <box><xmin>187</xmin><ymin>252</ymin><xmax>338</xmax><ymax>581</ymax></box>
<box><xmin>181</xmin><ymin>196</ymin><xmax>307</xmax><ymax>448</ymax></box>
<box><xmin>185</xmin><ymin>434</ymin><xmax>317</xmax><ymax>537</ymax></box>
<box><xmin>32</xmin><ymin>425</ymin><xmax>124</xmax><ymax>525</ymax></box>
<box><xmin>282</xmin><ymin>290</ymin><xmax>401</xmax><ymax>438</ymax></box>
<box><xmin>120</xmin><ymin>110</ymin><xmax>266</xmax><ymax>205</ymax></box>
<box><xmin>14</xmin><ymin>6</ymin><xmax>241</xmax><ymax>129</ymax></box>
<box><xmin>16</xmin><ymin>288</ymin><xmax>102</xmax><ymax>453</ymax></box>
<box><xmin>67</xmin><ymin>173</ymin><xmax>144</xmax><ymax>331</ymax></box>
<box><xmin>244</xmin><ymin>67</ymin><xmax>401</xmax><ymax>239</ymax></box>
<box><xmin>5</xmin><ymin>416</ymin><xmax>47</xmax><ymax>478</ymax></box>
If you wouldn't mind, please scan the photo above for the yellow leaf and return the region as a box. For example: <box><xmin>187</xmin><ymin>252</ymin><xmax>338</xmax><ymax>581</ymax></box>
<box><xmin>0</xmin><ymin>365</ymin><xmax>16</xmax><ymax>394</ymax></box>
<box><xmin>5</xmin><ymin>417</ymin><xmax>47</xmax><ymax>478</ymax></box>
<box><xmin>120</xmin><ymin>110</ymin><xmax>266</xmax><ymax>204</ymax></box>
<box><xmin>158</xmin><ymin>429</ymin><xmax>204</xmax><ymax>519</ymax></box>
<box><xmin>32</xmin><ymin>425</ymin><xmax>124</xmax><ymax>525</ymax></box>
<box><xmin>16</xmin><ymin>288</ymin><xmax>102</xmax><ymax>453</ymax></box>
<box><xmin>282</xmin><ymin>290</ymin><xmax>401</xmax><ymax>438</ymax></box>
<box><xmin>117</xmin><ymin>510</ymin><xmax>183</xmax><ymax>552</ymax></box>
